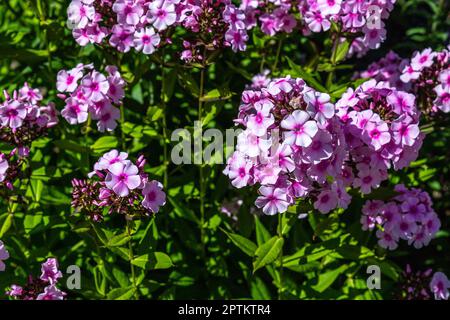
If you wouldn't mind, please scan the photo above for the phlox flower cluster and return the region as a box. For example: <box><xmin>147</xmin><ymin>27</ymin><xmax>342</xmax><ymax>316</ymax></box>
<box><xmin>298</xmin><ymin>0</ymin><xmax>396</xmax><ymax>57</ymax></box>
<box><xmin>71</xmin><ymin>149</ymin><xmax>166</xmax><ymax>221</ymax></box>
<box><xmin>361</xmin><ymin>184</ymin><xmax>440</xmax><ymax>250</ymax></box>
<box><xmin>357</xmin><ymin>47</ymin><xmax>450</xmax><ymax>114</ymax></box>
<box><xmin>0</xmin><ymin>84</ymin><xmax>58</xmax><ymax>190</ymax></box>
<box><xmin>67</xmin><ymin>1</ymin><xmax>396</xmax><ymax>63</ymax></box>
<box><xmin>6</xmin><ymin>258</ymin><xmax>66</xmax><ymax>300</ymax></box>
<box><xmin>57</xmin><ymin>63</ymin><xmax>125</xmax><ymax>132</ymax></box>
<box><xmin>398</xmin><ymin>264</ymin><xmax>449</xmax><ymax>300</ymax></box>
<box><xmin>224</xmin><ymin>76</ymin><xmax>349</xmax><ymax>215</ymax></box>
<box><xmin>67</xmin><ymin>0</ymin><xmax>238</xmax><ymax>62</ymax></box>
<box><xmin>354</xmin><ymin>50</ymin><xmax>410</xmax><ymax>91</ymax></box>
<box><xmin>0</xmin><ymin>240</ymin><xmax>9</xmax><ymax>272</ymax></box>
<box><xmin>0</xmin><ymin>84</ymin><xmax>58</xmax><ymax>150</ymax></box>
<box><xmin>0</xmin><ymin>149</ymin><xmax>27</xmax><ymax>190</ymax></box>
<box><xmin>336</xmin><ymin>80</ymin><xmax>423</xmax><ymax>192</ymax></box>
<box><xmin>400</xmin><ymin>47</ymin><xmax>450</xmax><ymax>113</ymax></box>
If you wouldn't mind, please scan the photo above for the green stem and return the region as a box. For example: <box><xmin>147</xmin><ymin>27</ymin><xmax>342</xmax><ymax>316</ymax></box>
<box><xmin>272</xmin><ymin>38</ymin><xmax>283</xmax><ymax>74</ymax></box>
<box><xmin>198</xmin><ymin>67</ymin><xmax>206</xmax><ymax>257</ymax></box>
<box><xmin>126</xmin><ymin>219</ymin><xmax>139</xmax><ymax>299</ymax></box>
<box><xmin>160</xmin><ymin>53</ymin><xmax>169</xmax><ymax>188</ymax></box>
<box><xmin>277</xmin><ymin>213</ymin><xmax>284</xmax><ymax>300</ymax></box>
<box><xmin>120</xmin><ymin>104</ymin><xmax>126</xmax><ymax>149</ymax></box>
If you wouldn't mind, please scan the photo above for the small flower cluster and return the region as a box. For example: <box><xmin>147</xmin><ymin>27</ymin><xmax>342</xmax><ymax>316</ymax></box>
<box><xmin>336</xmin><ymin>80</ymin><xmax>423</xmax><ymax>192</ymax></box>
<box><xmin>398</xmin><ymin>265</ymin><xmax>449</xmax><ymax>300</ymax></box>
<box><xmin>67</xmin><ymin>0</ymin><xmax>238</xmax><ymax>61</ymax></box>
<box><xmin>0</xmin><ymin>83</ymin><xmax>58</xmax><ymax>150</ymax></box>
<box><xmin>361</xmin><ymin>185</ymin><xmax>440</xmax><ymax>250</ymax></box>
<box><xmin>0</xmin><ymin>149</ymin><xmax>27</xmax><ymax>190</ymax></box>
<box><xmin>224</xmin><ymin>76</ymin><xmax>349</xmax><ymax>215</ymax></box>
<box><xmin>57</xmin><ymin>63</ymin><xmax>125</xmax><ymax>132</ymax></box>
<box><xmin>354</xmin><ymin>51</ymin><xmax>410</xmax><ymax>91</ymax></box>
<box><xmin>400</xmin><ymin>47</ymin><xmax>450</xmax><ymax>113</ymax></box>
<box><xmin>357</xmin><ymin>47</ymin><xmax>450</xmax><ymax>114</ymax></box>
<box><xmin>6</xmin><ymin>258</ymin><xmax>66</xmax><ymax>300</ymax></box>
<box><xmin>298</xmin><ymin>0</ymin><xmax>396</xmax><ymax>57</ymax></box>
<box><xmin>71</xmin><ymin>149</ymin><xmax>166</xmax><ymax>221</ymax></box>
<box><xmin>0</xmin><ymin>84</ymin><xmax>58</xmax><ymax>190</ymax></box>
<box><xmin>67</xmin><ymin>1</ymin><xmax>396</xmax><ymax>63</ymax></box>
<box><xmin>0</xmin><ymin>240</ymin><xmax>9</xmax><ymax>271</ymax></box>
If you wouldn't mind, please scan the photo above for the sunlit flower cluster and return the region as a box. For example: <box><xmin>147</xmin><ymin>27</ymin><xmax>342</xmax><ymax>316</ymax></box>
<box><xmin>298</xmin><ymin>0</ymin><xmax>396</xmax><ymax>57</ymax></box>
<box><xmin>336</xmin><ymin>80</ymin><xmax>423</xmax><ymax>191</ymax></box>
<box><xmin>361</xmin><ymin>184</ymin><xmax>440</xmax><ymax>250</ymax></box>
<box><xmin>6</xmin><ymin>258</ymin><xmax>66</xmax><ymax>300</ymax></box>
<box><xmin>71</xmin><ymin>149</ymin><xmax>166</xmax><ymax>221</ymax></box>
<box><xmin>224</xmin><ymin>76</ymin><xmax>349</xmax><ymax>215</ymax></box>
<box><xmin>0</xmin><ymin>84</ymin><xmax>58</xmax><ymax>189</ymax></box>
<box><xmin>400</xmin><ymin>47</ymin><xmax>450</xmax><ymax>113</ymax></box>
<box><xmin>357</xmin><ymin>47</ymin><xmax>450</xmax><ymax>114</ymax></box>
<box><xmin>67</xmin><ymin>1</ymin><xmax>396</xmax><ymax>63</ymax></box>
<box><xmin>57</xmin><ymin>63</ymin><xmax>125</xmax><ymax>132</ymax></box>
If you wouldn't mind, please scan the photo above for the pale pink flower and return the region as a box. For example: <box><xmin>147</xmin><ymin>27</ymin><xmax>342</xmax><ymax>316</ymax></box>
<box><xmin>134</xmin><ymin>27</ymin><xmax>161</xmax><ymax>54</ymax></box>
<box><xmin>142</xmin><ymin>180</ymin><xmax>166</xmax><ymax>213</ymax></box>
<box><xmin>281</xmin><ymin>110</ymin><xmax>318</xmax><ymax>147</ymax></box>
<box><xmin>430</xmin><ymin>272</ymin><xmax>450</xmax><ymax>300</ymax></box>
<box><xmin>0</xmin><ymin>240</ymin><xmax>9</xmax><ymax>272</ymax></box>
<box><xmin>105</xmin><ymin>161</ymin><xmax>142</xmax><ymax>196</ymax></box>
<box><xmin>148</xmin><ymin>0</ymin><xmax>177</xmax><ymax>31</ymax></box>
<box><xmin>255</xmin><ymin>186</ymin><xmax>289</xmax><ymax>215</ymax></box>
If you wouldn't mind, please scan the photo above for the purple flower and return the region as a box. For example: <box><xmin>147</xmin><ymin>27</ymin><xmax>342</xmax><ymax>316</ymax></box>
<box><xmin>134</xmin><ymin>27</ymin><xmax>161</xmax><ymax>55</ymax></box>
<box><xmin>225</xmin><ymin>152</ymin><xmax>253</xmax><ymax>188</ymax></box>
<box><xmin>304</xmin><ymin>91</ymin><xmax>335</xmax><ymax>125</ymax></box>
<box><xmin>225</xmin><ymin>29</ymin><xmax>248</xmax><ymax>52</ymax></box>
<box><xmin>94</xmin><ymin>149</ymin><xmax>129</xmax><ymax>171</ymax></box>
<box><xmin>255</xmin><ymin>186</ymin><xmax>289</xmax><ymax>215</ymax></box>
<box><xmin>142</xmin><ymin>180</ymin><xmax>166</xmax><ymax>213</ymax></box>
<box><xmin>314</xmin><ymin>189</ymin><xmax>338</xmax><ymax>214</ymax></box>
<box><xmin>109</xmin><ymin>24</ymin><xmax>135</xmax><ymax>53</ymax></box>
<box><xmin>112</xmin><ymin>0</ymin><xmax>144</xmax><ymax>26</ymax></box>
<box><xmin>376</xmin><ymin>229</ymin><xmax>398</xmax><ymax>250</ymax></box>
<box><xmin>411</xmin><ymin>48</ymin><xmax>436</xmax><ymax>71</ymax></box>
<box><xmin>40</xmin><ymin>258</ymin><xmax>63</xmax><ymax>284</ymax></box>
<box><xmin>430</xmin><ymin>272</ymin><xmax>450</xmax><ymax>300</ymax></box>
<box><xmin>105</xmin><ymin>161</ymin><xmax>142</xmax><ymax>196</ymax></box>
<box><xmin>148</xmin><ymin>0</ymin><xmax>177</xmax><ymax>31</ymax></box>
<box><xmin>81</xmin><ymin>70</ymin><xmax>110</xmax><ymax>102</ymax></box>
<box><xmin>36</xmin><ymin>285</ymin><xmax>66</xmax><ymax>300</ymax></box>
<box><xmin>0</xmin><ymin>100</ymin><xmax>27</xmax><ymax>129</ymax></box>
<box><xmin>281</xmin><ymin>110</ymin><xmax>318</xmax><ymax>147</ymax></box>
<box><xmin>0</xmin><ymin>240</ymin><xmax>9</xmax><ymax>271</ymax></box>
<box><xmin>61</xmin><ymin>98</ymin><xmax>89</xmax><ymax>124</ymax></box>
<box><xmin>57</xmin><ymin>69</ymin><xmax>82</xmax><ymax>93</ymax></box>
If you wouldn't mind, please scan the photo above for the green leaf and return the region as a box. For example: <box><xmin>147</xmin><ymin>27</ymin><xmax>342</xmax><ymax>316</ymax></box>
<box><xmin>23</xmin><ymin>214</ymin><xmax>43</xmax><ymax>233</ymax></box>
<box><xmin>253</xmin><ymin>236</ymin><xmax>284</xmax><ymax>273</ymax></box>
<box><xmin>250</xmin><ymin>276</ymin><xmax>271</xmax><ymax>300</ymax></box>
<box><xmin>0</xmin><ymin>214</ymin><xmax>14</xmax><ymax>238</ymax></box>
<box><xmin>107</xmin><ymin>233</ymin><xmax>130</xmax><ymax>247</ymax></box>
<box><xmin>131</xmin><ymin>252</ymin><xmax>173</xmax><ymax>270</ymax></box>
<box><xmin>311</xmin><ymin>264</ymin><xmax>349</xmax><ymax>293</ymax></box>
<box><xmin>254</xmin><ymin>216</ymin><xmax>271</xmax><ymax>246</ymax></box>
<box><xmin>168</xmin><ymin>196</ymin><xmax>200</xmax><ymax>224</ymax></box>
<box><xmin>333</xmin><ymin>39</ymin><xmax>351</xmax><ymax>64</ymax></box>
<box><xmin>106</xmin><ymin>287</ymin><xmax>135</xmax><ymax>300</ymax></box>
<box><xmin>221</xmin><ymin>228</ymin><xmax>257</xmax><ymax>257</ymax></box>
<box><xmin>91</xmin><ymin>136</ymin><xmax>119</xmax><ymax>154</ymax></box>
<box><xmin>285</xmin><ymin>56</ymin><xmax>327</xmax><ymax>92</ymax></box>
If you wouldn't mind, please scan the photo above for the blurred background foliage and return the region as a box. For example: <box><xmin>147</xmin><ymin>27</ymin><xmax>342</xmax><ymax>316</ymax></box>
<box><xmin>0</xmin><ymin>0</ymin><xmax>448</xmax><ymax>299</ymax></box>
